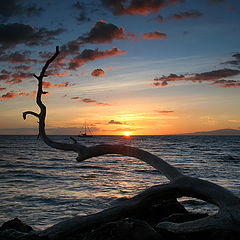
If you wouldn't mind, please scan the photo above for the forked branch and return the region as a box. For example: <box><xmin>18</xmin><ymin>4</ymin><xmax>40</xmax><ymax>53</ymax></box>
<box><xmin>23</xmin><ymin>47</ymin><xmax>240</xmax><ymax>239</ymax></box>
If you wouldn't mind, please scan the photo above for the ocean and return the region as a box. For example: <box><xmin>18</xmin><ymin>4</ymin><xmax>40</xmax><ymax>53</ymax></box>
<box><xmin>0</xmin><ymin>135</ymin><xmax>239</xmax><ymax>230</ymax></box>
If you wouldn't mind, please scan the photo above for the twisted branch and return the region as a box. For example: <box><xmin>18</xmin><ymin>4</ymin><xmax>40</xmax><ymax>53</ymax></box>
<box><xmin>22</xmin><ymin>47</ymin><xmax>240</xmax><ymax>239</ymax></box>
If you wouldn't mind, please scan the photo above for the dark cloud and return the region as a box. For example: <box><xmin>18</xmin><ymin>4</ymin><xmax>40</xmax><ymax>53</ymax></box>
<box><xmin>193</xmin><ymin>69</ymin><xmax>240</xmax><ymax>80</ymax></box>
<box><xmin>79</xmin><ymin>21</ymin><xmax>126</xmax><ymax>44</ymax></box>
<box><xmin>77</xmin><ymin>98</ymin><xmax>111</xmax><ymax>106</ymax></box>
<box><xmin>8</xmin><ymin>71</ymin><xmax>33</xmax><ymax>84</ymax></box>
<box><xmin>108</xmin><ymin>120</ymin><xmax>123</xmax><ymax>125</ymax></box>
<box><xmin>24</xmin><ymin>3</ymin><xmax>44</xmax><ymax>17</ymax></box>
<box><xmin>101</xmin><ymin>0</ymin><xmax>184</xmax><ymax>16</ymax></box>
<box><xmin>142</xmin><ymin>31</ymin><xmax>167</xmax><ymax>40</ymax></box>
<box><xmin>72</xmin><ymin>1</ymin><xmax>85</xmax><ymax>10</ymax></box>
<box><xmin>70</xmin><ymin>97</ymin><xmax>110</xmax><ymax>106</ymax></box>
<box><xmin>223</xmin><ymin>53</ymin><xmax>240</xmax><ymax>68</ymax></box>
<box><xmin>0</xmin><ymin>0</ymin><xmax>44</xmax><ymax>21</ymax></box>
<box><xmin>72</xmin><ymin>1</ymin><xmax>91</xmax><ymax>22</ymax></box>
<box><xmin>171</xmin><ymin>10</ymin><xmax>202</xmax><ymax>20</ymax></box>
<box><xmin>0</xmin><ymin>51</ymin><xmax>36</xmax><ymax>63</ymax></box>
<box><xmin>13</xmin><ymin>65</ymin><xmax>32</xmax><ymax>71</ymax></box>
<box><xmin>76</xmin><ymin>13</ymin><xmax>91</xmax><ymax>22</ymax></box>
<box><xmin>91</xmin><ymin>68</ymin><xmax>105</xmax><ymax>77</ymax></box>
<box><xmin>0</xmin><ymin>90</ymin><xmax>30</xmax><ymax>100</ymax></box>
<box><xmin>0</xmin><ymin>23</ymin><xmax>64</xmax><ymax>50</ymax></box>
<box><xmin>153</xmin><ymin>69</ymin><xmax>240</xmax><ymax>88</ymax></box>
<box><xmin>60</xmin><ymin>39</ymin><xmax>83</xmax><ymax>58</ymax></box>
<box><xmin>156</xmin><ymin>10</ymin><xmax>202</xmax><ymax>23</ymax></box>
<box><xmin>210</xmin><ymin>80</ymin><xmax>240</xmax><ymax>88</ymax></box>
<box><xmin>39</xmin><ymin>39</ymin><xmax>83</xmax><ymax>71</ymax></box>
<box><xmin>0</xmin><ymin>70</ymin><xmax>10</xmax><ymax>82</ymax></box>
<box><xmin>68</xmin><ymin>47</ymin><xmax>126</xmax><ymax>70</ymax></box>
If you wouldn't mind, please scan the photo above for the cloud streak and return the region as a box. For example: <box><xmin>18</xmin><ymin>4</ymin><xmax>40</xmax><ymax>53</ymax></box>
<box><xmin>0</xmin><ymin>90</ymin><xmax>30</xmax><ymax>100</ymax></box>
<box><xmin>153</xmin><ymin>69</ymin><xmax>240</xmax><ymax>88</ymax></box>
<box><xmin>156</xmin><ymin>10</ymin><xmax>202</xmax><ymax>23</ymax></box>
<box><xmin>71</xmin><ymin>97</ymin><xmax>111</xmax><ymax>106</ymax></box>
<box><xmin>79</xmin><ymin>20</ymin><xmax>126</xmax><ymax>44</ymax></box>
<box><xmin>91</xmin><ymin>68</ymin><xmax>105</xmax><ymax>77</ymax></box>
<box><xmin>142</xmin><ymin>31</ymin><xmax>167</xmax><ymax>40</ymax></box>
<box><xmin>0</xmin><ymin>23</ymin><xmax>64</xmax><ymax>51</ymax></box>
<box><xmin>101</xmin><ymin>0</ymin><xmax>184</xmax><ymax>16</ymax></box>
<box><xmin>68</xmin><ymin>47</ymin><xmax>126</xmax><ymax>70</ymax></box>
<box><xmin>108</xmin><ymin>120</ymin><xmax>123</xmax><ymax>125</ymax></box>
<box><xmin>0</xmin><ymin>0</ymin><xmax>44</xmax><ymax>21</ymax></box>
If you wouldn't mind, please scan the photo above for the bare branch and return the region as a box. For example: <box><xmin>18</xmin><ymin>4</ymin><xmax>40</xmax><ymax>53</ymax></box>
<box><xmin>76</xmin><ymin>144</ymin><xmax>182</xmax><ymax>181</ymax></box>
<box><xmin>22</xmin><ymin>111</ymin><xmax>39</xmax><ymax>120</ymax></box>
<box><xmin>22</xmin><ymin>47</ymin><xmax>240</xmax><ymax>238</ymax></box>
<box><xmin>69</xmin><ymin>137</ymin><xmax>78</xmax><ymax>143</ymax></box>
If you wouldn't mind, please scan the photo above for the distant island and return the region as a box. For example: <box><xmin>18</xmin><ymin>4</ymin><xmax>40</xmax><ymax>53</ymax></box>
<box><xmin>183</xmin><ymin>128</ymin><xmax>240</xmax><ymax>135</ymax></box>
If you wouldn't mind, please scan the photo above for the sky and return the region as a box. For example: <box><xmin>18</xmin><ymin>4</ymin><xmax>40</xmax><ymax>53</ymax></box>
<box><xmin>0</xmin><ymin>0</ymin><xmax>240</xmax><ymax>135</ymax></box>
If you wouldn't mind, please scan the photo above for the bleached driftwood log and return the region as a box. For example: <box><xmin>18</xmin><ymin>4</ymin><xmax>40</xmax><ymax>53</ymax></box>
<box><xmin>23</xmin><ymin>47</ymin><xmax>240</xmax><ymax>239</ymax></box>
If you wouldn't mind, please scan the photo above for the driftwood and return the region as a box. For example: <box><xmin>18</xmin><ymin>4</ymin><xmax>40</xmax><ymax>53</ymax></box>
<box><xmin>22</xmin><ymin>47</ymin><xmax>240</xmax><ymax>239</ymax></box>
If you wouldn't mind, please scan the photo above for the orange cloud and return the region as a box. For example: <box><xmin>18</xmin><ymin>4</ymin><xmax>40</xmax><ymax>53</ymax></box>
<box><xmin>43</xmin><ymin>81</ymin><xmax>72</xmax><ymax>89</ymax></box>
<box><xmin>0</xmin><ymin>70</ymin><xmax>10</xmax><ymax>82</ymax></box>
<box><xmin>0</xmin><ymin>51</ymin><xmax>37</xmax><ymax>64</ymax></box>
<box><xmin>142</xmin><ymin>31</ymin><xmax>167</xmax><ymax>40</ymax></box>
<box><xmin>76</xmin><ymin>98</ymin><xmax>111</xmax><ymax>106</ymax></box>
<box><xmin>91</xmin><ymin>68</ymin><xmax>105</xmax><ymax>77</ymax></box>
<box><xmin>153</xmin><ymin>69</ymin><xmax>240</xmax><ymax>88</ymax></box>
<box><xmin>0</xmin><ymin>91</ymin><xmax>30</xmax><ymax>100</ymax></box>
<box><xmin>55</xmin><ymin>71</ymin><xmax>71</xmax><ymax>77</ymax></box>
<box><xmin>7</xmin><ymin>72</ymin><xmax>33</xmax><ymax>84</ymax></box>
<box><xmin>108</xmin><ymin>120</ymin><xmax>123</xmax><ymax>125</ymax></box>
<box><xmin>101</xmin><ymin>0</ymin><xmax>183</xmax><ymax>16</ymax></box>
<box><xmin>156</xmin><ymin>110</ymin><xmax>174</xmax><ymax>114</ymax></box>
<box><xmin>68</xmin><ymin>47</ymin><xmax>126</xmax><ymax>70</ymax></box>
<box><xmin>13</xmin><ymin>65</ymin><xmax>32</xmax><ymax>71</ymax></box>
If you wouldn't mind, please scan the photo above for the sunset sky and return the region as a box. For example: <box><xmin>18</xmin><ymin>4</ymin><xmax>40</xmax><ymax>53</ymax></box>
<box><xmin>0</xmin><ymin>0</ymin><xmax>240</xmax><ymax>135</ymax></box>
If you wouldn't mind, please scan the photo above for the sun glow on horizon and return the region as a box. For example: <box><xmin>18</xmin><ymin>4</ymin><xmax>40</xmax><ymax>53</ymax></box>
<box><xmin>124</xmin><ymin>131</ymin><xmax>131</xmax><ymax>136</ymax></box>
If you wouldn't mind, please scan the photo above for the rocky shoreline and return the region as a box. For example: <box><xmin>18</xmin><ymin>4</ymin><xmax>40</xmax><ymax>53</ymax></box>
<box><xmin>1</xmin><ymin>198</ymin><xmax>239</xmax><ymax>240</ymax></box>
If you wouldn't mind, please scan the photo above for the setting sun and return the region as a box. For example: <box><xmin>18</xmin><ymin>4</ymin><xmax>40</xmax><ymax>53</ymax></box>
<box><xmin>124</xmin><ymin>131</ymin><xmax>131</xmax><ymax>136</ymax></box>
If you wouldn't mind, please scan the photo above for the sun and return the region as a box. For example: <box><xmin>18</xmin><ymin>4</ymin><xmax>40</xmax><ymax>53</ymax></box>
<box><xmin>124</xmin><ymin>131</ymin><xmax>131</xmax><ymax>136</ymax></box>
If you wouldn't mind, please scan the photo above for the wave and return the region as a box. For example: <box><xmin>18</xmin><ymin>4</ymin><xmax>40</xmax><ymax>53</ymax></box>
<box><xmin>133</xmin><ymin>169</ymin><xmax>160</xmax><ymax>175</ymax></box>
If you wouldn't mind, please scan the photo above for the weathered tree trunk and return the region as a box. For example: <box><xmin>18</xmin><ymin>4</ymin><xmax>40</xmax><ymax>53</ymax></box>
<box><xmin>22</xmin><ymin>47</ymin><xmax>240</xmax><ymax>239</ymax></box>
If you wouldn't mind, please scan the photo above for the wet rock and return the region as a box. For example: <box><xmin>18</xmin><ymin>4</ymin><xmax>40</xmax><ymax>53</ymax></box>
<box><xmin>1</xmin><ymin>218</ymin><xmax>33</xmax><ymax>233</ymax></box>
<box><xmin>160</xmin><ymin>212</ymin><xmax>208</xmax><ymax>223</ymax></box>
<box><xmin>83</xmin><ymin>218</ymin><xmax>163</xmax><ymax>240</ymax></box>
<box><xmin>128</xmin><ymin>198</ymin><xmax>189</xmax><ymax>226</ymax></box>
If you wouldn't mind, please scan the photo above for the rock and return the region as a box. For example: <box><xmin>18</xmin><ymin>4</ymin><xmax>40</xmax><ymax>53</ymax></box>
<box><xmin>1</xmin><ymin>218</ymin><xmax>33</xmax><ymax>233</ymax></box>
<box><xmin>83</xmin><ymin>218</ymin><xmax>163</xmax><ymax>240</ymax></box>
<box><xmin>159</xmin><ymin>212</ymin><xmax>208</xmax><ymax>223</ymax></box>
<box><xmin>128</xmin><ymin>198</ymin><xmax>189</xmax><ymax>226</ymax></box>
<box><xmin>0</xmin><ymin>229</ymin><xmax>47</xmax><ymax>240</ymax></box>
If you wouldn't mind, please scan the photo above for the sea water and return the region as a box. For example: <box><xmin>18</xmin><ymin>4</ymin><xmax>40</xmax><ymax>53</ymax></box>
<box><xmin>0</xmin><ymin>135</ymin><xmax>239</xmax><ymax>230</ymax></box>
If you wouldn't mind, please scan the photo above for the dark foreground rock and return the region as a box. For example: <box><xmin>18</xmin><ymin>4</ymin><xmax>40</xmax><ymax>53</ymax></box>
<box><xmin>1</xmin><ymin>218</ymin><xmax>33</xmax><ymax>233</ymax></box>
<box><xmin>1</xmin><ymin>199</ymin><xmax>239</xmax><ymax>240</ymax></box>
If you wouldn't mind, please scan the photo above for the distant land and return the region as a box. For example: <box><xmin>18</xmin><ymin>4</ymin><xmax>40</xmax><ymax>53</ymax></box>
<box><xmin>183</xmin><ymin>129</ymin><xmax>240</xmax><ymax>135</ymax></box>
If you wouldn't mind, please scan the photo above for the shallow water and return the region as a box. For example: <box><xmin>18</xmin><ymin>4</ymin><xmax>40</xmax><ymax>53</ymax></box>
<box><xmin>0</xmin><ymin>135</ymin><xmax>239</xmax><ymax>230</ymax></box>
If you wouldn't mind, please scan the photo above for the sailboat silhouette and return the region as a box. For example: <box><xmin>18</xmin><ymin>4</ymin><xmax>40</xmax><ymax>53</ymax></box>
<box><xmin>78</xmin><ymin>122</ymin><xmax>93</xmax><ymax>137</ymax></box>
